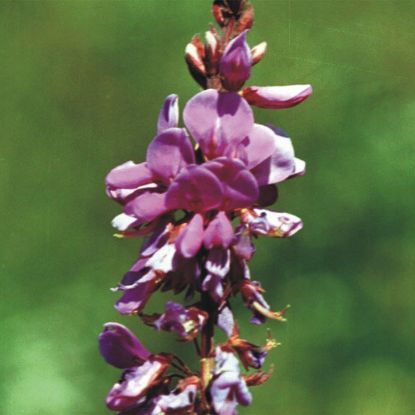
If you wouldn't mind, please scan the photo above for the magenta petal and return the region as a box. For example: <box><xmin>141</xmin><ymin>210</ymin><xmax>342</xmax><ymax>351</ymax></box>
<box><xmin>99</xmin><ymin>323</ymin><xmax>150</xmax><ymax>369</ymax></box>
<box><xmin>242</xmin><ymin>85</ymin><xmax>313</xmax><ymax>109</ymax></box>
<box><xmin>204</xmin><ymin>212</ymin><xmax>234</xmax><ymax>249</ymax></box>
<box><xmin>250</xmin><ymin>135</ymin><xmax>295</xmax><ymax>185</ymax></box>
<box><xmin>183</xmin><ymin>89</ymin><xmax>254</xmax><ymax>159</ymax></box>
<box><xmin>244</xmin><ymin>124</ymin><xmax>277</xmax><ymax>169</ymax></box>
<box><xmin>165</xmin><ymin>165</ymin><xmax>223</xmax><ymax>212</ymax></box>
<box><xmin>204</xmin><ymin>158</ymin><xmax>259</xmax><ymax>210</ymax></box>
<box><xmin>175</xmin><ymin>213</ymin><xmax>204</xmax><ymax>258</ymax></box>
<box><xmin>146</xmin><ymin>128</ymin><xmax>195</xmax><ymax>184</ymax></box>
<box><xmin>157</xmin><ymin>94</ymin><xmax>179</xmax><ymax>133</ymax></box>
<box><xmin>219</xmin><ymin>31</ymin><xmax>252</xmax><ymax>91</ymax></box>
<box><xmin>125</xmin><ymin>191</ymin><xmax>169</xmax><ymax>223</ymax></box>
<box><xmin>106</xmin><ymin>161</ymin><xmax>153</xmax><ymax>189</ymax></box>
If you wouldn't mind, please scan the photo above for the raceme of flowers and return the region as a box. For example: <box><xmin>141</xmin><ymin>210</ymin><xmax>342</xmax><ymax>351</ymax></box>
<box><xmin>99</xmin><ymin>1</ymin><xmax>312</xmax><ymax>414</ymax></box>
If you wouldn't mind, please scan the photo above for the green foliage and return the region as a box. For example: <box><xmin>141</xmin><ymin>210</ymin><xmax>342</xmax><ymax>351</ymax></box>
<box><xmin>1</xmin><ymin>1</ymin><xmax>414</xmax><ymax>414</ymax></box>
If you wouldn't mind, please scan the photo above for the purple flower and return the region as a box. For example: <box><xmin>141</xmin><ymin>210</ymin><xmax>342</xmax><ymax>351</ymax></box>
<box><xmin>106</xmin><ymin>356</ymin><xmax>170</xmax><ymax>412</ymax></box>
<box><xmin>143</xmin><ymin>300</ymin><xmax>208</xmax><ymax>341</ymax></box>
<box><xmin>240</xmin><ymin>280</ymin><xmax>289</xmax><ymax>325</ymax></box>
<box><xmin>183</xmin><ymin>89</ymin><xmax>300</xmax><ymax>188</ymax></box>
<box><xmin>220</xmin><ymin>31</ymin><xmax>252</xmax><ymax>91</ymax></box>
<box><xmin>114</xmin><ymin>235</ymin><xmax>177</xmax><ymax>315</ymax></box>
<box><xmin>155</xmin><ymin>377</ymin><xmax>199</xmax><ymax>413</ymax></box>
<box><xmin>106</xmin><ymin>96</ymin><xmax>195</xmax><ymax>228</ymax></box>
<box><xmin>240</xmin><ymin>208</ymin><xmax>303</xmax><ymax>237</ymax></box>
<box><xmin>98</xmin><ymin>323</ymin><xmax>172</xmax><ymax>413</ymax></box>
<box><xmin>183</xmin><ymin>89</ymin><xmax>253</xmax><ymax>160</ymax></box>
<box><xmin>209</xmin><ymin>347</ymin><xmax>252</xmax><ymax>414</ymax></box>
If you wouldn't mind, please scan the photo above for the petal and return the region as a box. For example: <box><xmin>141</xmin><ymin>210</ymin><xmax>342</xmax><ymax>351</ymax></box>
<box><xmin>157</xmin><ymin>384</ymin><xmax>198</xmax><ymax>413</ymax></box>
<box><xmin>99</xmin><ymin>322</ymin><xmax>150</xmax><ymax>369</ymax></box>
<box><xmin>217</xmin><ymin>306</ymin><xmax>236</xmax><ymax>337</ymax></box>
<box><xmin>219</xmin><ymin>31</ymin><xmax>252</xmax><ymax>91</ymax></box>
<box><xmin>111</xmin><ymin>213</ymin><xmax>140</xmax><ymax>231</ymax></box>
<box><xmin>206</xmin><ymin>248</ymin><xmax>230</xmax><ymax>278</ymax></box>
<box><xmin>250</xmin><ymin>209</ymin><xmax>303</xmax><ymax>237</ymax></box>
<box><xmin>244</xmin><ymin>124</ymin><xmax>277</xmax><ymax>169</ymax></box>
<box><xmin>165</xmin><ymin>165</ymin><xmax>223</xmax><ymax>212</ymax></box>
<box><xmin>106</xmin><ymin>161</ymin><xmax>153</xmax><ymax>189</ymax></box>
<box><xmin>125</xmin><ymin>191</ymin><xmax>169</xmax><ymax>224</ymax></box>
<box><xmin>204</xmin><ymin>158</ymin><xmax>259</xmax><ymax>210</ymax></box>
<box><xmin>146</xmin><ymin>128</ymin><xmax>195</xmax><ymax>183</ymax></box>
<box><xmin>250</xmin><ymin>134</ymin><xmax>295</xmax><ymax>185</ymax></box>
<box><xmin>183</xmin><ymin>89</ymin><xmax>254</xmax><ymax>159</ymax></box>
<box><xmin>106</xmin><ymin>356</ymin><xmax>170</xmax><ymax>411</ymax></box>
<box><xmin>157</xmin><ymin>94</ymin><xmax>179</xmax><ymax>134</ymax></box>
<box><xmin>175</xmin><ymin>213</ymin><xmax>204</xmax><ymax>258</ymax></box>
<box><xmin>291</xmin><ymin>157</ymin><xmax>306</xmax><ymax>177</ymax></box>
<box><xmin>242</xmin><ymin>85</ymin><xmax>313</xmax><ymax>109</ymax></box>
<box><xmin>203</xmin><ymin>211</ymin><xmax>234</xmax><ymax>249</ymax></box>
<box><xmin>115</xmin><ymin>279</ymin><xmax>156</xmax><ymax>315</ymax></box>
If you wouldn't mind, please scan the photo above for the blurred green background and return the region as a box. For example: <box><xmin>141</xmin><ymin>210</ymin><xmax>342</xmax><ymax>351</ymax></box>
<box><xmin>1</xmin><ymin>0</ymin><xmax>414</xmax><ymax>414</ymax></box>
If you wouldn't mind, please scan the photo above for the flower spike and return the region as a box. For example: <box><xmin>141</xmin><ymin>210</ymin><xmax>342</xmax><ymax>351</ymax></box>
<box><xmin>100</xmin><ymin>1</ymin><xmax>311</xmax><ymax>414</ymax></box>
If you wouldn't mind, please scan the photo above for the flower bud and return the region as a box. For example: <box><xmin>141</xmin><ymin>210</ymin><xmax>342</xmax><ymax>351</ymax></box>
<box><xmin>205</xmin><ymin>27</ymin><xmax>221</xmax><ymax>75</ymax></box>
<box><xmin>251</xmin><ymin>41</ymin><xmax>267</xmax><ymax>65</ymax></box>
<box><xmin>219</xmin><ymin>31</ymin><xmax>252</xmax><ymax>91</ymax></box>
<box><xmin>185</xmin><ymin>35</ymin><xmax>207</xmax><ymax>88</ymax></box>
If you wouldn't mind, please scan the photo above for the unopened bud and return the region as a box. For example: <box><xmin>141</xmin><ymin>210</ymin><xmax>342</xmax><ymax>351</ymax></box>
<box><xmin>205</xmin><ymin>27</ymin><xmax>221</xmax><ymax>75</ymax></box>
<box><xmin>251</xmin><ymin>41</ymin><xmax>267</xmax><ymax>65</ymax></box>
<box><xmin>185</xmin><ymin>36</ymin><xmax>207</xmax><ymax>88</ymax></box>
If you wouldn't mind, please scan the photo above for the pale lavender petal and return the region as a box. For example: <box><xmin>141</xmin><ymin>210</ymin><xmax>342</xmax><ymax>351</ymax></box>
<box><xmin>203</xmin><ymin>211</ymin><xmax>234</xmax><ymax>249</ymax></box>
<box><xmin>157</xmin><ymin>384</ymin><xmax>197</xmax><ymax>412</ymax></box>
<box><xmin>244</xmin><ymin>124</ymin><xmax>277</xmax><ymax>169</ymax></box>
<box><xmin>217</xmin><ymin>306</ymin><xmax>235</xmax><ymax>337</ymax></box>
<box><xmin>220</xmin><ymin>31</ymin><xmax>252</xmax><ymax>91</ymax></box>
<box><xmin>125</xmin><ymin>191</ymin><xmax>169</xmax><ymax>224</ymax></box>
<box><xmin>250</xmin><ymin>134</ymin><xmax>295</xmax><ymax>185</ymax></box>
<box><xmin>106</xmin><ymin>161</ymin><xmax>153</xmax><ymax>189</ymax></box>
<box><xmin>204</xmin><ymin>158</ymin><xmax>258</xmax><ymax>210</ymax></box>
<box><xmin>146</xmin><ymin>128</ymin><xmax>195</xmax><ymax>183</ymax></box>
<box><xmin>210</xmin><ymin>347</ymin><xmax>252</xmax><ymax>414</ymax></box>
<box><xmin>165</xmin><ymin>165</ymin><xmax>223</xmax><ymax>212</ymax></box>
<box><xmin>183</xmin><ymin>89</ymin><xmax>254</xmax><ymax>159</ymax></box>
<box><xmin>175</xmin><ymin>213</ymin><xmax>204</xmax><ymax>258</ymax></box>
<box><xmin>242</xmin><ymin>85</ymin><xmax>312</xmax><ymax>109</ymax></box>
<box><xmin>157</xmin><ymin>94</ymin><xmax>179</xmax><ymax>134</ymax></box>
<box><xmin>106</xmin><ymin>357</ymin><xmax>169</xmax><ymax>411</ymax></box>
<box><xmin>99</xmin><ymin>323</ymin><xmax>150</xmax><ymax>369</ymax></box>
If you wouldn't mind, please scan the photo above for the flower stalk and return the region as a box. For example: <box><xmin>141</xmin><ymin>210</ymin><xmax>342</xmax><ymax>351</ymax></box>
<box><xmin>99</xmin><ymin>1</ymin><xmax>312</xmax><ymax>413</ymax></box>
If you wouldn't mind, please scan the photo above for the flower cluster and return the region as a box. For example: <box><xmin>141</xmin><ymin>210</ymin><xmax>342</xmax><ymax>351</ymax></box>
<box><xmin>99</xmin><ymin>1</ymin><xmax>311</xmax><ymax>414</ymax></box>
